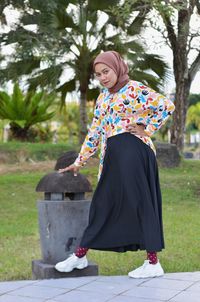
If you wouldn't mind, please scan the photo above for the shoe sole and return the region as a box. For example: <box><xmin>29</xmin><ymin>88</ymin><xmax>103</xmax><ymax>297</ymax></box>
<box><xmin>76</xmin><ymin>262</ymin><xmax>88</xmax><ymax>270</ymax></box>
<box><xmin>128</xmin><ymin>272</ymin><xmax>164</xmax><ymax>279</ymax></box>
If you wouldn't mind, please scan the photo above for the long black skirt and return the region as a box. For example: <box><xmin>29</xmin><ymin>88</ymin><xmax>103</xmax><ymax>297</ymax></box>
<box><xmin>80</xmin><ymin>132</ymin><xmax>165</xmax><ymax>252</ymax></box>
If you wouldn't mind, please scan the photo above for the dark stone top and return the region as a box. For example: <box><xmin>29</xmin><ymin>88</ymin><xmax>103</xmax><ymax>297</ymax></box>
<box><xmin>155</xmin><ymin>142</ymin><xmax>180</xmax><ymax>168</ymax></box>
<box><xmin>36</xmin><ymin>171</ymin><xmax>92</xmax><ymax>193</ymax></box>
<box><xmin>54</xmin><ymin>151</ymin><xmax>78</xmax><ymax>170</ymax></box>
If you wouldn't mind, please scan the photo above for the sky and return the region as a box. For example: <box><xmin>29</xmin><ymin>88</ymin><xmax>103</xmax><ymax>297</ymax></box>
<box><xmin>1</xmin><ymin>5</ymin><xmax>200</xmax><ymax>95</ymax></box>
<box><xmin>142</xmin><ymin>32</ymin><xmax>200</xmax><ymax>94</ymax></box>
<box><xmin>140</xmin><ymin>9</ymin><xmax>200</xmax><ymax>95</ymax></box>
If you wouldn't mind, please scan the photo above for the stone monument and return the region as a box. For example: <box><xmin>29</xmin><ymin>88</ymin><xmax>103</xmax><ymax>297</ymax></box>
<box><xmin>32</xmin><ymin>151</ymin><xmax>98</xmax><ymax>279</ymax></box>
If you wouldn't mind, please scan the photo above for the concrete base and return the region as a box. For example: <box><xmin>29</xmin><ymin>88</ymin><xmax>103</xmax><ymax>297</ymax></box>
<box><xmin>32</xmin><ymin>259</ymin><xmax>98</xmax><ymax>279</ymax></box>
<box><xmin>37</xmin><ymin>200</ymin><xmax>91</xmax><ymax>264</ymax></box>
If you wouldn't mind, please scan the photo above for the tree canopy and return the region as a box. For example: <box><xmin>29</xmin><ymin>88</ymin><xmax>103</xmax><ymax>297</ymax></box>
<box><xmin>114</xmin><ymin>0</ymin><xmax>200</xmax><ymax>150</ymax></box>
<box><xmin>0</xmin><ymin>0</ymin><xmax>171</xmax><ymax>142</ymax></box>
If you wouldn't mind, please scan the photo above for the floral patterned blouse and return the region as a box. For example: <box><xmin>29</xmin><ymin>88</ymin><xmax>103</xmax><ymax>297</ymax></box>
<box><xmin>74</xmin><ymin>80</ymin><xmax>175</xmax><ymax>180</ymax></box>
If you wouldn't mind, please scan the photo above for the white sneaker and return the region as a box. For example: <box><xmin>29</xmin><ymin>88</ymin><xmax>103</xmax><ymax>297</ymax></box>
<box><xmin>128</xmin><ymin>260</ymin><xmax>164</xmax><ymax>278</ymax></box>
<box><xmin>55</xmin><ymin>253</ymin><xmax>88</xmax><ymax>273</ymax></box>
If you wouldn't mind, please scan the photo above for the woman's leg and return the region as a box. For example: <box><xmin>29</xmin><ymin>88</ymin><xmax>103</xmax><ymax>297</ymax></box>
<box><xmin>75</xmin><ymin>247</ymin><xmax>89</xmax><ymax>258</ymax></box>
<box><xmin>128</xmin><ymin>251</ymin><xmax>164</xmax><ymax>278</ymax></box>
<box><xmin>147</xmin><ymin>251</ymin><xmax>158</xmax><ymax>264</ymax></box>
<box><xmin>55</xmin><ymin>247</ymin><xmax>89</xmax><ymax>272</ymax></box>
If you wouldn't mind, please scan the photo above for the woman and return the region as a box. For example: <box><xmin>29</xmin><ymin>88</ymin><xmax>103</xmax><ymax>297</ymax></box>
<box><xmin>55</xmin><ymin>51</ymin><xmax>175</xmax><ymax>278</ymax></box>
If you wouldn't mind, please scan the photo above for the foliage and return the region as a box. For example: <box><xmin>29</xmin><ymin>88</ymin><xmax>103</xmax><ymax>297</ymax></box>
<box><xmin>53</xmin><ymin>100</ymin><xmax>96</xmax><ymax>144</ymax></box>
<box><xmin>155</xmin><ymin>119</ymin><xmax>171</xmax><ymax>141</ymax></box>
<box><xmin>0</xmin><ymin>0</ymin><xmax>171</xmax><ymax>142</ymax></box>
<box><xmin>186</xmin><ymin>102</ymin><xmax>200</xmax><ymax>131</ymax></box>
<box><xmin>108</xmin><ymin>0</ymin><xmax>173</xmax><ymax>28</ymax></box>
<box><xmin>115</xmin><ymin>0</ymin><xmax>200</xmax><ymax>151</ymax></box>
<box><xmin>0</xmin><ymin>83</ymin><xmax>55</xmax><ymax>141</ymax></box>
<box><xmin>150</xmin><ymin>0</ymin><xmax>200</xmax><ymax>151</ymax></box>
<box><xmin>188</xmin><ymin>94</ymin><xmax>200</xmax><ymax>107</ymax></box>
<box><xmin>56</xmin><ymin>101</ymin><xmax>80</xmax><ymax>144</ymax></box>
<box><xmin>0</xmin><ymin>0</ymin><xmax>169</xmax><ymax>91</ymax></box>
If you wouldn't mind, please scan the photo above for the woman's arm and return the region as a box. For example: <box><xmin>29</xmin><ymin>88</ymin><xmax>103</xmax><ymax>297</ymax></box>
<box><xmin>134</xmin><ymin>83</ymin><xmax>175</xmax><ymax>137</ymax></box>
<box><xmin>73</xmin><ymin>95</ymin><xmax>102</xmax><ymax>168</ymax></box>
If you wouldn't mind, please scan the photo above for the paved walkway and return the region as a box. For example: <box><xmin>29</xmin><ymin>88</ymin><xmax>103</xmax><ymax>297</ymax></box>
<box><xmin>0</xmin><ymin>272</ymin><xmax>200</xmax><ymax>302</ymax></box>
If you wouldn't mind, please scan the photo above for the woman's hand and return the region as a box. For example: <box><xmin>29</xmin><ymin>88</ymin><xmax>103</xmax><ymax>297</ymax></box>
<box><xmin>58</xmin><ymin>164</ymin><xmax>80</xmax><ymax>177</ymax></box>
<box><xmin>126</xmin><ymin>123</ymin><xmax>148</xmax><ymax>137</ymax></box>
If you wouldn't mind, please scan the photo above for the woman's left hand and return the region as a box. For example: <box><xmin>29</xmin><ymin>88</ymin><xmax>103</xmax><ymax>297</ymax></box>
<box><xmin>126</xmin><ymin>123</ymin><xmax>148</xmax><ymax>137</ymax></box>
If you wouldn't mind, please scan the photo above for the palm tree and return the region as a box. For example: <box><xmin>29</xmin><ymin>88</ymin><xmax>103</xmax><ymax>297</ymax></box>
<box><xmin>0</xmin><ymin>84</ymin><xmax>55</xmax><ymax>141</ymax></box>
<box><xmin>0</xmin><ymin>0</ymin><xmax>169</xmax><ymax>143</ymax></box>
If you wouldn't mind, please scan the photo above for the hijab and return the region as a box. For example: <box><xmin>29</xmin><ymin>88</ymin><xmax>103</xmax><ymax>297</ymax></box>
<box><xmin>93</xmin><ymin>51</ymin><xmax>129</xmax><ymax>93</ymax></box>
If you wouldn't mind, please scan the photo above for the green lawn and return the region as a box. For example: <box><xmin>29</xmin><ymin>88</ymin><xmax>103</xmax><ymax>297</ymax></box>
<box><xmin>0</xmin><ymin>160</ymin><xmax>200</xmax><ymax>280</ymax></box>
<box><xmin>0</xmin><ymin>142</ymin><xmax>79</xmax><ymax>163</ymax></box>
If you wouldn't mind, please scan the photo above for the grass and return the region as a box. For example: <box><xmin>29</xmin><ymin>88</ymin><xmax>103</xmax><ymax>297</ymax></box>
<box><xmin>0</xmin><ymin>159</ymin><xmax>200</xmax><ymax>280</ymax></box>
<box><xmin>0</xmin><ymin>142</ymin><xmax>79</xmax><ymax>163</ymax></box>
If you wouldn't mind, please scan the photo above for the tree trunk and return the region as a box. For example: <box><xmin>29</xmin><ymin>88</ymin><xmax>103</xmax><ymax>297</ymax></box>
<box><xmin>170</xmin><ymin>80</ymin><xmax>191</xmax><ymax>151</ymax></box>
<box><xmin>79</xmin><ymin>90</ymin><xmax>88</xmax><ymax>144</ymax></box>
<box><xmin>157</xmin><ymin>0</ymin><xmax>200</xmax><ymax>152</ymax></box>
<box><xmin>170</xmin><ymin>45</ymin><xmax>191</xmax><ymax>151</ymax></box>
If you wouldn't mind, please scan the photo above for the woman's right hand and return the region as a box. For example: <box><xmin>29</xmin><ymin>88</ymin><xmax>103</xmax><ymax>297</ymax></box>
<box><xmin>58</xmin><ymin>164</ymin><xmax>80</xmax><ymax>177</ymax></box>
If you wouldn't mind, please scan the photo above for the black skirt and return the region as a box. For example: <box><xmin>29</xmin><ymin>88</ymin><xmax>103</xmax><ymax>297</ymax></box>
<box><xmin>80</xmin><ymin>132</ymin><xmax>165</xmax><ymax>252</ymax></box>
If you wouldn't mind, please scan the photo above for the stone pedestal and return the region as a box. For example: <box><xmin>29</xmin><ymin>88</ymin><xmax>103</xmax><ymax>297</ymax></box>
<box><xmin>37</xmin><ymin>200</ymin><xmax>91</xmax><ymax>264</ymax></box>
<box><xmin>32</xmin><ymin>260</ymin><xmax>98</xmax><ymax>279</ymax></box>
<box><xmin>32</xmin><ymin>199</ymin><xmax>99</xmax><ymax>279</ymax></box>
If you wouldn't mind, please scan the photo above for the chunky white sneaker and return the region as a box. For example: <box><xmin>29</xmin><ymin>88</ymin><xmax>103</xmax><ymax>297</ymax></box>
<box><xmin>128</xmin><ymin>260</ymin><xmax>164</xmax><ymax>278</ymax></box>
<box><xmin>55</xmin><ymin>253</ymin><xmax>88</xmax><ymax>273</ymax></box>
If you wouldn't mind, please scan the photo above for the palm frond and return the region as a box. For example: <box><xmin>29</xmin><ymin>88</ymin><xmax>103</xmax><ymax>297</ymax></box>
<box><xmin>0</xmin><ymin>84</ymin><xmax>55</xmax><ymax>129</ymax></box>
<box><xmin>28</xmin><ymin>65</ymin><xmax>63</xmax><ymax>90</ymax></box>
<box><xmin>0</xmin><ymin>0</ymin><xmax>170</xmax><ymax>104</ymax></box>
<box><xmin>134</xmin><ymin>54</ymin><xmax>170</xmax><ymax>80</ymax></box>
<box><xmin>87</xmin><ymin>88</ymin><xmax>100</xmax><ymax>101</ymax></box>
<box><xmin>50</xmin><ymin>9</ymin><xmax>77</xmax><ymax>30</ymax></box>
<box><xmin>124</xmin><ymin>40</ymin><xmax>145</xmax><ymax>53</ymax></box>
<box><xmin>2</xmin><ymin>58</ymin><xmax>41</xmax><ymax>83</ymax></box>
<box><xmin>56</xmin><ymin>79</ymin><xmax>76</xmax><ymax>106</ymax></box>
<box><xmin>88</xmin><ymin>0</ymin><xmax>119</xmax><ymax>11</ymax></box>
<box><xmin>129</xmin><ymin>70</ymin><xmax>163</xmax><ymax>91</ymax></box>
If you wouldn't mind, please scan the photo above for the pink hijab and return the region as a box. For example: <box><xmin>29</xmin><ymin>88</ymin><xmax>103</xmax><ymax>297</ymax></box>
<box><xmin>93</xmin><ymin>51</ymin><xmax>129</xmax><ymax>93</ymax></box>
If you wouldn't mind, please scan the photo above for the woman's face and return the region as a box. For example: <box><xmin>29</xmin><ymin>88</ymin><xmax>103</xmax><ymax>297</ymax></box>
<box><xmin>94</xmin><ymin>63</ymin><xmax>118</xmax><ymax>89</ymax></box>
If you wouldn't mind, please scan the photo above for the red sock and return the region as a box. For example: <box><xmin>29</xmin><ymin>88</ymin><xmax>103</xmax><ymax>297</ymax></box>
<box><xmin>75</xmin><ymin>247</ymin><xmax>89</xmax><ymax>258</ymax></box>
<box><xmin>147</xmin><ymin>251</ymin><xmax>158</xmax><ymax>264</ymax></box>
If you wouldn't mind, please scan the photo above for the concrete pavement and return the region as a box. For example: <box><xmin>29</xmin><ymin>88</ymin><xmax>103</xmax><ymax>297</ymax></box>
<box><xmin>0</xmin><ymin>271</ymin><xmax>200</xmax><ymax>302</ymax></box>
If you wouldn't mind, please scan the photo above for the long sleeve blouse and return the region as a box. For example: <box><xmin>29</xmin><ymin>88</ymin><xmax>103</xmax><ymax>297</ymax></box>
<box><xmin>74</xmin><ymin>80</ymin><xmax>175</xmax><ymax>180</ymax></box>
